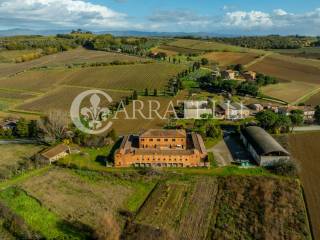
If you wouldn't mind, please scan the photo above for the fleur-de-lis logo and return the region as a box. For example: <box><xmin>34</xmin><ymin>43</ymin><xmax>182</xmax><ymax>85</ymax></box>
<box><xmin>80</xmin><ymin>94</ymin><xmax>110</xmax><ymax>130</ymax></box>
<box><xmin>70</xmin><ymin>90</ymin><xmax>113</xmax><ymax>135</ymax></box>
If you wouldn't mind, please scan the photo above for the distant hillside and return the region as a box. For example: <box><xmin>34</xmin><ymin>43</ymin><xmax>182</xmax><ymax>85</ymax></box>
<box><xmin>0</xmin><ymin>28</ymin><xmax>237</xmax><ymax>38</ymax></box>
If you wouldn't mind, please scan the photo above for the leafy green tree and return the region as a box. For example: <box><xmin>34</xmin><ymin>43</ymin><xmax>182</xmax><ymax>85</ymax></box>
<box><xmin>256</xmin><ymin>110</ymin><xmax>278</xmax><ymax>130</ymax></box>
<box><xmin>315</xmin><ymin>105</ymin><xmax>320</xmax><ymax>124</ymax></box>
<box><xmin>206</xmin><ymin>124</ymin><xmax>222</xmax><ymax>138</ymax></box>
<box><xmin>108</xmin><ymin>129</ymin><xmax>118</xmax><ymax>141</ymax></box>
<box><xmin>236</xmin><ymin>82</ymin><xmax>259</xmax><ymax>96</ymax></box>
<box><xmin>222</xmin><ymin>80</ymin><xmax>238</xmax><ymax>94</ymax></box>
<box><xmin>153</xmin><ymin>89</ymin><xmax>158</xmax><ymax>96</ymax></box>
<box><xmin>290</xmin><ymin>110</ymin><xmax>304</xmax><ymax>131</ymax></box>
<box><xmin>125</xmin><ymin>96</ymin><xmax>130</xmax><ymax>105</ymax></box>
<box><xmin>201</xmin><ymin>58</ymin><xmax>209</xmax><ymax>65</ymax></box>
<box><xmin>28</xmin><ymin>120</ymin><xmax>38</xmax><ymax>138</ymax></box>
<box><xmin>132</xmin><ymin>90</ymin><xmax>138</xmax><ymax>100</ymax></box>
<box><xmin>265</xmin><ymin>159</ymin><xmax>297</xmax><ymax>177</ymax></box>
<box><xmin>234</xmin><ymin>64</ymin><xmax>244</xmax><ymax>73</ymax></box>
<box><xmin>274</xmin><ymin>114</ymin><xmax>291</xmax><ymax>133</ymax></box>
<box><xmin>15</xmin><ymin>118</ymin><xmax>29</xmax><ymax>138</ymax></box>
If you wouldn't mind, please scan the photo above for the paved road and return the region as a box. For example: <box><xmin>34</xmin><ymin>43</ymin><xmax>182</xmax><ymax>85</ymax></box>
<box><xmin>0</xmin><ymin>139</ymin><xmax>37</xmax><ymax>145</ymax></box>
<box><xmin>208</xmin><ymin>140</ymin><xmax>233</xmax><ymax>166</ymax></box>
<box><xmin>293</xmin><ymin>125</ymin><xmax>320</xmax><ymax>132</ymax></box>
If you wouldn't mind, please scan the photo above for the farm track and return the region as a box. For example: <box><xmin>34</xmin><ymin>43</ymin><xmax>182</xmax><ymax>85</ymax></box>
<box><xmin>292</xmin><ymin>86</ymin><xmax>320</xmax><ymax>105</ymax></box>
<box><xmin>245</xmin><ymin>52</ymin><xmax>273</xmax><ymax>68</ymax></box>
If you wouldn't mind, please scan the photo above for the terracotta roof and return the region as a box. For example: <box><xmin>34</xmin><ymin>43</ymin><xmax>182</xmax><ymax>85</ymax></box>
<box><xmin>40</xmin><ymin>144</ymin><xmax>69</xmax><ymax>159</ymax></box>
<box><xmin>140</xmin><ymin>129</ymin><xmax>186</xmax><ymax>138</ymax></box>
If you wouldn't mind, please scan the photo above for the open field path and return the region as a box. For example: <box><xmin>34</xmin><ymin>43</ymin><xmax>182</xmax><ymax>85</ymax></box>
<box><xmin>293</xmin><ymin>125</ymin><xmax>320</xmax><ymax>132</ymax></box>
<box><xmin>0</xmin><ymin>139</ymin><xmax>37</xmax><ymax>145</ymax></box>
<box><xmin>244</xmin><ymin>52</ymin><xmax>273</xmax><ymax>68</ymax></box>
<box><xmin>291</xmin><ymin>86</ymin><xmax>320</xmax><ymax>105</ymax></box>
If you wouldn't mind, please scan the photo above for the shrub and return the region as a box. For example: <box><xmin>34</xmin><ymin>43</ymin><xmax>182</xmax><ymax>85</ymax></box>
<box><xmin>265</xmin><ymin>159</ymin><xmax>298</xmax><ymax>177</ymax></box>
<box><xmin>208</xmin><ymin>152</ymin><xmax>218</xmax><ymax>168</ymax></box>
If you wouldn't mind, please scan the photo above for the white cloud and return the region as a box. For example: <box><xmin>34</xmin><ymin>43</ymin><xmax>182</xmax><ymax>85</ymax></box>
<box><xmin>0</xmin><ymin>0</ymin><xmax>130</xmax><ymax>29</ymax></box>
<box><xmin>224</xmin><ymin>11</ymin><xmax>273</xmax><ymax>28</ymax></box>
<box><xmin>1</xmin><ymin>1</ymin><xmax>320</xmax><ymax>35</ymax></box>
<box><xmin>147</xmin><ymin>10</ymin><xmax>214</xmax><ymax>31</ymax></box>
<box><xmin>273</xmin><ymin>9</ymin><xmax>288</xmax><ymax>16</ymax></box>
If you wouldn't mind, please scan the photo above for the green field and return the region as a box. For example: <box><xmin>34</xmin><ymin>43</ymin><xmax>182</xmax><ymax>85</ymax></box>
<box><xmin>0</xmin><ymin>69</ymin><xmax>76</xmax><ymax>92</ymax></box>
<box><xmin>19</xmin><ymin>168</ymin><xmax>156</xmax><ymax>233</ymax></box>
<box><xmin>15</xmin><ymin>86</ymin><xmax>130</xmax><ymax>113</ymax></box>
<box><xmin>0</xmin><ymin>187</ymin><xmax>88</xmax><ymax>239</ymax></box>
<box><xmin>166</xmin><ymin>38</ymin><xmax>261</xmax><ymax>53</ymax></box>
<box><xmin>0</xmin><ymin>62</ymin><xmax>185</xmax><ymax>93</ymax></box>
<box><xmin>65</xmin><ymin>63</ymin><xmax>186</xmax><ymax>90</ymax></box>
<box><xmin>0</xmin><ymin>144</ymin><xmax>44</xmax><ymax>180</ymax></box>
<box><xmin>0</xmin><ymin>47</ymin><xmax>149</xmax><ymax>79</ymax></box>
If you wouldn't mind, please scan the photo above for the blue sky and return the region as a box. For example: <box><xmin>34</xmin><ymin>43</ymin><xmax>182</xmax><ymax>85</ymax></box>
<box><xmin>0</xmin><ymin>0</ymin><xmax>320</xmax><ymax>35</ymax></box>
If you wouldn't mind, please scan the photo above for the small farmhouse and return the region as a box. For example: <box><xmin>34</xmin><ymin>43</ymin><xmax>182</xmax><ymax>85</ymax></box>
<box><xmin>0</xmin><ymin>119</ymin><xmax>18</xmax><ymax>131</ymax></box>
<box><xmin>39</xmin><ymin>144</ymin><xmax>70</xmax><ymax>163</ymax></box>
<box><xmin>277</xmin><ymin>106</ymin><xmax>315</xmax><ymax>122</ymax></box>
<box><xmin>248</xmin><ymin>103</ymin><xmax>264</xmax><ymax>112</ymax></box>
<box><xmin>115</xmin><ymin>129</ymin><xmax>208</xmax><ymax>167</ymax></box>
<box><xmin>240</xmin><ymin>126</ymin><xmax>290</xmax><ymax>166</ymax></box>
<box><xmin>217</xmin><ymin>102</ymin><xmax>250</xmax><ymax>120</ymax></box>
<box><xmin>243</xmin><ymin>71</ymin><xmax>257</xmax><ymax>81</ymax></box>
<box><xmin>221</xmin><ymin>70</ymin><xmax>236</xmax><ymax>80</ymax></box>
<box><xmin>184</xmin><ymin>100</ymin><xmax>214</xmax><ymax>119</ymax></box>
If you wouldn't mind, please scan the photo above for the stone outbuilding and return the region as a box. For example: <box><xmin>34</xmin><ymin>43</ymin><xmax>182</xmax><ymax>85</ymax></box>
<box><xmin>39</xmin><ymin>144</ymin><xmax>70</xmax><ymax>164</ymax></box>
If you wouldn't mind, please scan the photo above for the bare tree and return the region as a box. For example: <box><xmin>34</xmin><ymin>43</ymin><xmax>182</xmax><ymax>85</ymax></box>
<box><xmin>38</xmin><ymin>110</ymin><xmax>70</xmax><ymax>144</ymax></box>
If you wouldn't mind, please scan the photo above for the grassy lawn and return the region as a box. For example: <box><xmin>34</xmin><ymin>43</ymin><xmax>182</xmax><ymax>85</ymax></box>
<box><xmin>59</xmin><ymin>146</ymin><xmax>112</xmax><ymax>170</ymax></box>
<box><xmin>0</xmin><ymin>166</ymin><xmax>51</xmax><ymax>190</ymax></box>
<box><xmin>124</xmin><ymin>180</ymin><xmax>156</xmax><ymax>212</ymax></box>
<box><xmin>161</xmin><ymin>165</ymin><xmax>274</xmax><ymax>177</ymax></box>
<box><xmin>0</xmin><ymin>144</ymin><xmax>46</xmax><ymax>181</ymax></box>
<box><xmin>0</xmin><ymin>187</ymin><xmax>87</xmax><ymax>239</ymax></box>
<box><xmin>181</xmin><ymin>68</ymin><xmax>211</xmax><ymax>89</ymax></box>
<box><xmin>72</xmin><ymin>169</ymin><xmax>156</xmax><ymax>213</ymax></box>
<box><xmin>0</xmin><ymin>144</ymin><xmax>44</xmax><ymax>166</ymax></box>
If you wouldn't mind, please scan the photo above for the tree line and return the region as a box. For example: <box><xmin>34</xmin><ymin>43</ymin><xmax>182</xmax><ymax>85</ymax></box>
<box><xmin>211</xmin><ymin>35</ymin><xmax>317</xmax><ymax>49</ymax></box>
<box><xmin>177</xmin><ymin>35</ymin><xmax>318</xmax><ymax>49</ymax></box>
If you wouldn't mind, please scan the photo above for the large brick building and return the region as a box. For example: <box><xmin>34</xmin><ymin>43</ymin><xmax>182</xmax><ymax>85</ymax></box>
<box><xmin>114</xmin><ymin>129</ymin><xmax>208</xmax><ymax>167</ymax></box>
